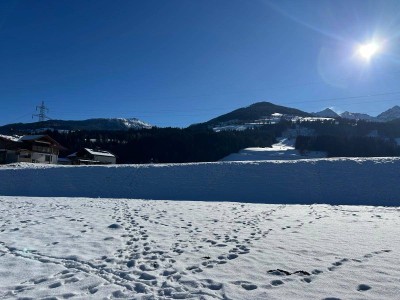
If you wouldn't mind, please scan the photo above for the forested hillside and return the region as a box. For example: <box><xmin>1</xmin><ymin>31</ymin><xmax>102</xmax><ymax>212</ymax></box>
<box><xmin>36</xmin><ymin>118</ymin><xmax>400</xmax><ymax>163</ymax></box>
<box><xmin>48</xmin><ymin>126</ymin><xmax>282</xmax><ymax>163</ymax></box>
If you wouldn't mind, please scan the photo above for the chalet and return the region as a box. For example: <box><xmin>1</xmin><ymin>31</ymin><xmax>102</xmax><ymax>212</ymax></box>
<box><xmin>0</xmin><ymin>134</ymin><xmax>65</xmax><ymax>164</ymax></box>
<box><xmin>67</xmin><ymin>148</ymin><xmax>116</xmax><ymax>165</ymax></box>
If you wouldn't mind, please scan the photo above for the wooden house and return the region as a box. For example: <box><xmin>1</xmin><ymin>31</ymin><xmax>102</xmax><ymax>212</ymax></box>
<box><xmin>0</xmin><ymin>134</ymin><xmax>65</xmax><ymax>164</ymax></box>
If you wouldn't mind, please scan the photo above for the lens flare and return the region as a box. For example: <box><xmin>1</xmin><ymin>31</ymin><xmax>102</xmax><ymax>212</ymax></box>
<box><xmin>358</xmin><ymin>42</ymin><xmax>380</xmax><ymax>60</ymax></box>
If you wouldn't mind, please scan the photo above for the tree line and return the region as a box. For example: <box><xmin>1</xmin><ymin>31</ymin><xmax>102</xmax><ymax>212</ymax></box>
<box><xmin>40</xmin><ymin>118</ymin><xmax>400</xmax><ymax>163</ymax></box>
<box><xmin>48</xmin><ymin>126</ymin><xmax>282</xmax><ymax>164</ymax></box>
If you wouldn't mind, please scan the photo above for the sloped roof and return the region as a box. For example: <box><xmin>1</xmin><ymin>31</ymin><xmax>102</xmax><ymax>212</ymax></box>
<box><xmin>19</xmin><ymin>135</ymin><xmax>67</xmax><ymax>150</ymax></box>
<box><xmin>19</xmin><ymin>135</ymin><xmax>46</xmax><ymax>141</ymax></box>
<box><xmin>0</xmin><ymin>134</ymin><xmax>21</xmax><ymax>143</ymax></box>
<box><xmin>84</xmin><ymin>148</ymin><xmax>115</xmax><ymax>157</ymax></box>
<box><xmin>67</xmin><ymin>152</ymin><xmax>77</xmax><ymax>158</ymax></box>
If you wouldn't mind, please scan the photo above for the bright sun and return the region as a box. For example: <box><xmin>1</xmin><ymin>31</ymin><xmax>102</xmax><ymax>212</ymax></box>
<box><xmin>357</xmin><ymin>42</ymin><xmax>380</xmax><ymax>60</ymax></box>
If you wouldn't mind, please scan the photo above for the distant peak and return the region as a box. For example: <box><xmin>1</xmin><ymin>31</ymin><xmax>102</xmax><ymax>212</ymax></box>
<box><xmin>377</xmin><ymin>105</ymin><xmax>400</xmax><ymax>121</ymax></box>
<box><xmin>339</xmin><ymin>111</ymin><xmax>375</xmax><ymax>121</ymax></box>
<box><xmin>248</xmin><ymin>101</ymin><xmax>274</xmax><ymax>107</ymax></box>
<box><xmin>313</xmin><ymin>108</ymin><xmax>339</xmax><ymax>118</ymax></box>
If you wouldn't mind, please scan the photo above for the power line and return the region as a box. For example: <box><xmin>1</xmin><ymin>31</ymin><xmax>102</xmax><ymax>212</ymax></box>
<box><xmin>48</xmin><ymin>90</ymin><xmax>400</xmax><ymax>118</ymax></box>
<box><xmin>284</xmin><ymin>90</ymin><xmax>400</xmax><ymax>106</ymax></box>
<box><xmin>7</xmin><ymin>88</ymin><xmax>400</xmax><ymax>123</ymax></box>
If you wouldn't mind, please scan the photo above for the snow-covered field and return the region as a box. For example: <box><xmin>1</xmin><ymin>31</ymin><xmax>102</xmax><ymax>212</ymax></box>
<box><xmin>1</xmin><ymin>159</ymin><xmax>399</xmax><ymax>299</ymax></box>
<box><xmin>1</xmin><ymin>196</ymin><xmax>399</xmax><ymax>299</ymax></box>
<box><xmin>220</xmin><ymin>138</ymin><xmax>326</xmax><ymax>161</ymax></box>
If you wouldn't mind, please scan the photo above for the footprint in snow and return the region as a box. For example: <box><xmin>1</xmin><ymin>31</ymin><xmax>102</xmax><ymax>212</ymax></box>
<box><xmin>48</xmin><ymin>281</ymin><xmax>62</xmax><ymax>289</ymax></box>
<box><xmin>231</xmin><ymin>281</ymin><xmax>258</xmax><ymax>290</ymax></box>
<box><xmin>357</xmin><ymin>284</ymin><xmax>371</xmax><ymax>291</ymax></box>
<box><xmin>242</xmin><ymin>283</ymin><xmax>258</xmax><ymax>290</ymax></box>
<box><xmin>107</xmin><ymin>223</ymin><xmax>122</xmax><ymax>229</ymax></box>
<box><xmin>271</xmin><ymin>279</ymin><xmax>284</xmax><ymax>286</ymax></box>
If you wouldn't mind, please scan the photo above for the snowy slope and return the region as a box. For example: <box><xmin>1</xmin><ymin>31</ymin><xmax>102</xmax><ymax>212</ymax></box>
<box><xmin>0</xmin><ymin>117</ymin><xmax>153</xmax><ymax>133</ymax></box>
<box><xmin>0</xmin><ymin>197</ymin><xmax>398</xmax><ymax>299</ymax></box>
<box><xmin>377</xmin><ymin>105</ymin><xmax>400</xmax><ymax>121</ymax></box>
<box><xmin>340</xmin><ymin>111</ymin><xmax>377</xmax><ymax>121</ymax></box>
<box><xmin>0</xmin><ymin>158</ymin><xmax>400</xmax><ymax>205</ymax></box>
<box><xmin>114</xmin><ymin>118</ymin><xmax>153</xmax><ymax>129</ymax></box>
<box><xmin>220</xmin><ymin>138</ymin><xmax>326</xmax><ymax>161</ymax></box>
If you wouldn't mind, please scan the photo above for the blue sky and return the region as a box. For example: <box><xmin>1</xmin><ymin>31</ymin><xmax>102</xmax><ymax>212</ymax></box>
<box><xmin>1</xmin><ymin>0</ymin><xmax>400</xmax><ymax>127</ymax></box>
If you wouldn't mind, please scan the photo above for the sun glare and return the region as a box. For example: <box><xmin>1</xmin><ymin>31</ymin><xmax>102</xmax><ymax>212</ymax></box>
<box><xmin>357</xmin><ymin>42</ymin><xmax>380</xmax><ymax>60</ymax></box>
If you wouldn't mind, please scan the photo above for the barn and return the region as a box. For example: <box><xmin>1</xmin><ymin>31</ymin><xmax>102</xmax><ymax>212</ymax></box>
<box><xmin>67</xmin><ymin>148</ymin><xmax>116</xmax><ymax>165</ymax></box>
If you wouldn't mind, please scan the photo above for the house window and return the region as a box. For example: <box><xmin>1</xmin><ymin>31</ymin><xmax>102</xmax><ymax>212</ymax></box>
<box><xmin>45</xmin><ymin>155</ymin><xmax>52</xmax><ymax>162</ymax></box>
<box><xmin>0</xmin><ymin>151</ymin><xmax>5</xmax><ymax>163</ymax></box>
<box><xmin>32</xmin><ymin>145</ymin><xmax>52</xmax><ymax>153</ymax></box>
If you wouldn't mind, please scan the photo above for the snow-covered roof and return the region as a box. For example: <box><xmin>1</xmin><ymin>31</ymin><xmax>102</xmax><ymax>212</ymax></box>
<box><xmin>84</xmin><ymin>148</ymin><xmax>115</xmax><ymax>157</ymax></box>
<box><xmin>67</xmin><ymin>152</ymin><xmax>77</xmax><ymax>158</ymax></box>
<box><xmin>17</xmin><ymin>135</ymin><xmax>66</xmax><ymax>150</ymax></box>
<box><xmin>0</xmin><ymin>134</ymin><xmax>21</xmax><ymax>142</ymax></box>
<box><xmin>19</xmin><ymin>135</ymin><xmax>46</xmax><ymax>141</ymax></box>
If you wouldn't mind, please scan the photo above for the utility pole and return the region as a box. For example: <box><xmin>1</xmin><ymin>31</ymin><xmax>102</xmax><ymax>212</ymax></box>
<box><xmin>32</xmin><ymin>101</ymin><xmax>50</xmax><ymax>122</ymax></box>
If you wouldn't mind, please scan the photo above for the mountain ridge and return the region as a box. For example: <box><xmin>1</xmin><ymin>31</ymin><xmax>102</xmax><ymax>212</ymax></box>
<box><xmin>339</xmin><ymin>111</ymin><xmax>377</xmax><ymax>121</ymax></box>
<box><xmin>0</xmin><ymin>117</ymin><xmax>152</xmax><ymax>134</ymax></box>
<box><xmin>377</xmin><ymin>105</ymin><xmax>400</xmax><ymax>121</ymax></box>
<box><xmin>313</xmin><ymin>108</ymin><xmax>340</xmax><ymax>118</ymax></box>
<box><xmin>190</xmin><ymin>102</ymin><xmax>312</xmax><ymax>129</ymax></box>
<box><xmin>2</xmin><ymin>102</ymin><xmax>400</xmax><ymax>134</ymax></box>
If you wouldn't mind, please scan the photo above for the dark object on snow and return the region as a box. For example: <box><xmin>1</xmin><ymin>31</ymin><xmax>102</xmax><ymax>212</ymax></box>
<box><xmin>108</xmin><ymin>223</ymin><xmax>122</xmax><ymax>229</ymax></box>
<box><xmin>267</xmin><ymin>269</ymin><xmax>291</xmax><ymax>276</ymax></box>
<box><xmin>293</xmin><ymin>270</ymin><xmax>311</xmax><ymax>276</ymax></box>
<box><xmin>126</xmin><ymin>260</ymin><xmax>135</xmax><ymax>268</ymax></box>
<box><xmin>268</xmin><ymin>269</ymin><xmax>310</xmax><ymax>276</ymax></box>
<box><xmin>202</xmin><ymin>256</ymin><xmax>211</xmax><ymax>260</ymax></box>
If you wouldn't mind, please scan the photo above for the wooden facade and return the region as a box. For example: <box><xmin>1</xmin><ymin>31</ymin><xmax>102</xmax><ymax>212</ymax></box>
<box><xmin>0</xmin><ymin>135</ymin><xmax>65</xmax><ymax>164</ymax></box>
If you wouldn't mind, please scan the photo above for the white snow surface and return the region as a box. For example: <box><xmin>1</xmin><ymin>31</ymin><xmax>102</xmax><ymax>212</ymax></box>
<box><xmin>0</xmin><ymin>134</ymin><xmax>21</xmax><ymax>142</ymax></box>
<box><xmin>0</xmin><ymin>196</ymin><xmax>398</xmax><ymax>299</ymax></box>
<box><xmin>1</xmin><ymin>159</ymin><xmax>399</xmax><ymax>298</ymax></box>
<box><xmin>1</xmin><ymin>157</ymin><xmax>400</xmax><ymax>205</ymax></box>
<box><xmin>115</xmin><ymin>118</ymin><xmax>153</xmax><ymax>129</ymax></box>
<box><xmin>221</xmin><ymin>138</ymin><xmax>326</xmax><ymax>161</ymax></box>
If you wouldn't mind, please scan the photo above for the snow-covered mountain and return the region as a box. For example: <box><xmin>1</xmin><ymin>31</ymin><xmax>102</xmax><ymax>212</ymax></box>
<box><xmin>0</xmin><ymin>117</ymin><xmax>153</xmax><ymax>134</ymax></box>
<box><xmin>111</xmin><ymin>118</ymin><xmax>153</xmax><ymax>129</ymax></box>
<box><xmin>191</xmin><ymin>102</ymin><xmax>311</xmax><ymax>129</ymax></box>
<box><xmin>377</xmin><ymin>105</ymin><xmax>400</xmax><ymax>122</ymax></box>
<box><xmin>196</xmin><ymin>102</ymin><xmax>400</xmax><ymax>129</ymax></box>
<box><xmin>192</xmin><ymin>102</ymin><xmax>337</xmax><ymax>131</ymax></box>
<box><xmin>313</xmin><ymin>108</ymin><xmax>339</xmax><ymax>118</ymax></box>
<box><xmin>339</xmin><ymin>111</ymin><xmax>377</xmax><ymax>121</ymax></box>
<box><xmin>191</xmin><ymin>101</ymin><xmax>400</xmax><ymax>132</ymax></box>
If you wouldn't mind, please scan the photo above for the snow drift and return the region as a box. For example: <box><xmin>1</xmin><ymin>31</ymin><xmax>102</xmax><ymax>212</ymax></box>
<box><xmin>0</xmin><ymin>158</ymin><xmax>399</xmax><ymax>206</ymax></box>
